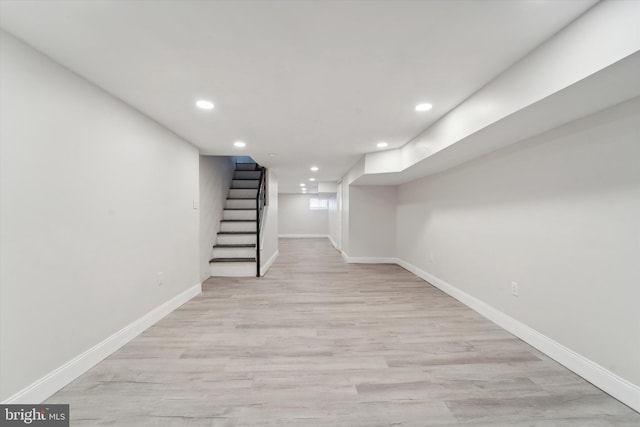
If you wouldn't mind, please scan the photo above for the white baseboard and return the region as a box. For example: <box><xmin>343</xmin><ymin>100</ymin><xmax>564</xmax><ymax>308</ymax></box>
<box><xmin>2</xmin><ymin>283</ymin><xmax>202</xmax><ymax>404</ymax></box>
<box><xmin>342</xmin><ymin>253</ymin><xmax>399</xmax><ymax>264</ymax></box>
<box><xmin>260</xmin><ymin>249</ymin><xmax>279</xmax><ymax>276</ymax></box>
<box><xmin>347</xmin><ymin>257</ymin><xmax>398</xmax><ymax>264</ymax></box>
<box><xmin>395</xmin><ymin>258</ymin><xmax>640</xmax><ymax>412</ymax></box>
<box><xmin>278</xmin><ymin>234</ymin><xmax>328</xmax><ymax>238</ymax></box>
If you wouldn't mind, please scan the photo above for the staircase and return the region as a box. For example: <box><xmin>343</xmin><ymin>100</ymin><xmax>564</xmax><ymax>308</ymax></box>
<box><xmin>210</xmin><ymin>162</ymin><xmax>266</xmax><ymax>277</ymax></box>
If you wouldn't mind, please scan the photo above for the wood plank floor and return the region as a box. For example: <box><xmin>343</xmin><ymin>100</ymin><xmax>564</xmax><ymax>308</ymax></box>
<box><xmin>47</xmin><ymin>238</ymin><xmax>639</xmax><ymax>426</ymax></box>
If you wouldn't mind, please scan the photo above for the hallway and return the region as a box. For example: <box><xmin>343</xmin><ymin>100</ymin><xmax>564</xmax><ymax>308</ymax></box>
<box><xmin>47</xmin><ymin>238</ymin><xmax>639</xmax><ymax>426</ymax></box>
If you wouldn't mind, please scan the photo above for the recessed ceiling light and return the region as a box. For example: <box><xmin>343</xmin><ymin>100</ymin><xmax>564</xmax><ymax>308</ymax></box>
<box><xmin>309</xmin><ymin>178</ymin><xmax>316</xmax><ymax>182</ymax></box>
<box><xmin>300</xmin><ymin>183</ymin><xmax>306</xmax><ymax>187</ymax></box>
<box><xmin>415</xmin><ymin>103</ymin><xmax>433</xmax><ymax>112</ymax></box>
<box><xmin>196</xmin><ymin>100</ymin><xmax>214</xmax><ymax>110</ymax></box>
<box><xmin>310</xmin><ymin>166</ymin><xmax>319</xmax><ymax>172</ymax></box>
<box><xmin>377</xmin><ymin>142</ymin><xmax>388</xmax><ymax>148</ymax></box>
<box><xmin>233</xmin><ymin>141</ymin><xmax>246</xmax><ymax>148</ymax></box>
<box><xmin>268</xmin><ymin>153</ymin><xmax>278</xmax><ymax>157</ymax></box>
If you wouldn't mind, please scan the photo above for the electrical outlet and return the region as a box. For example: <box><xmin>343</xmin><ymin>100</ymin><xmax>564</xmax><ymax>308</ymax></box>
<box><xmin>158</xmin><ymin>272</ymin><xmax>164</xmax><ymax>286</ymax></box>
<box><xmin>511</xmin><ymin>281</ymin><xmax>519</xmax><ymax>296</ymax></box>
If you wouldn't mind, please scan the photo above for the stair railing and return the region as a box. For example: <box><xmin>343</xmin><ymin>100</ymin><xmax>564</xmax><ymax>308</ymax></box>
<box><xmin>255</xmin><ymin>165</ymin><xmax>267</xmax><ymax>277</ymax></box>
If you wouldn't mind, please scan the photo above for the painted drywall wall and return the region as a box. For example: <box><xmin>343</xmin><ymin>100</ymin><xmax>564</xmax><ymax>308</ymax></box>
<box><xmin>327</xmin><ymin>194</ymin><xmax>339</xmax><ymax>249</ymax></box>
<box><xmin>348</xmin><ymin>186</ymin><xmax>397</xmax><ymax>258</ymax></box>
<box><xmin>0</xmin><ymin>31</ymin><xmax>200</xmax><ymax>401</ymax></box>
<box><xmin>336</xmin><ymin>182</ymin><xmax>343</xmax><ymax>250</ymax></box>
<box><xmin>396</xmin><ymin>97</ymin><xmax>640</xmax><ymax>387</ymax></box>
<box><xmin>260</xmin><ymin>170</ymin><xmax>279</xmax><ymax>274</ymax></box>
<box><xmin>318</xmin><ymin>182</ymin><xmax>338</xmax><ymax>193</ymax></box>
<box><xmin>340</xmin><ymin>158</ymin><xmax>365</xmax><ymax>254</ymax></box>
<box><xmin>199</xmin><ymin>156</ymin><xmax>235</xmax><ymax>281</ymax></box>
<box><xmin>341</xmin><ymin>181</ymin><xmax>350</xmax><ymax>254</ymax></box>
<box><xmin>278</xmin><ymin>194</ymin><xmax>329</xmax><ymax>236</ymax></box>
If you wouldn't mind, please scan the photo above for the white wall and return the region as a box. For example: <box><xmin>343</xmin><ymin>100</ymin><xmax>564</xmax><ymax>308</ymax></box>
<box><xmin>348</xmin><ymin>186</ymin><xmax>397</xmax><ymax>258</ymax></box>
<box><xmin>0</xmin><ymin>32</ymin><xmax>200</xmax><ymax>401</ymax></box>
<box><xmin>340</xmin><ymin>158</ymin><xmax>365</xmax><ymax>254</ymax></box>
<box><xmin>199</xmin><ymin>156</ymin><xmax>235</xmax><ymax>281</ymax></box>
<box><xmin>327</xmin><ymin>194</ymin><xmax>339</xmax><ymax>249</ymax></box>
<box><xmin>396</xmin><ymin>97</ymin><xmax>640</xmax><ymax>387</ymax></box>
<box><xmin>341</xmin><ymin>181</ymin><xmax>350</xmax><ymax>253</ymax></box>
<box><xmin>336</xmin><ymin>182</ymin><xmax>343</xmax><ymax>250</ymax></box>
<box><xmin>278</xmin><ymin>194</ymin><xmax>329</xmax><ymax>236</ymax></box>
<box><xmin>260</xmin><ymin>170</ymin><xmax>279</xmax><ymax>274</ymax></box>
<box><xmin>318</xmin><ymin>182</ymin><xmax>338</xmax><ymax>193</ymax></box>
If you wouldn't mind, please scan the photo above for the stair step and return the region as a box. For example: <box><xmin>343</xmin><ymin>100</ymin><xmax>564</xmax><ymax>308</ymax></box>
<box><xmin>224</xmin><ymin>209</ymin><xmax>256</xmax><ymax>220</ymax></box>
<box><xmin>217</xmin><ymin>233</ymin><xmax>256</xmax><ymax>245</ymax></box>
<box><xmin>210</xmin><ymin>257</ymin><xmax>256</xmax><ymax>263</ymax></box>
<box><xmin>212</xmin><ymin>244</ymin><xmax>256</xmax><ymax>258</ymax></box>
<box><xmin>231</xmin><ymin>179</ymin><xmax>260</xmax><ymax>189</ymax></box>
<box><xmin>220</xmin><ymin>221</ymin><xmax>257</xmax><ymax>232</ymax></box>
<box><xmin>234</xmin><ymin>170</ymin><xmax>262</xmax><ymax>180</ymax></box>
<box><xmin>229</xmin><ymin>189</ymin><xmax>258</xmax><ymax>198</ymax></box>
<box><xmin>235</xmin><ymin>163</ymin><xmax>258</xmax><ymax>171</ymax></box>
<box><xmin>225</xmin><ymin>199</ymin><xmax>255</xmax><ymax>210</ymax></box>
<box><xmin>218</xmin><ymin>231</ymin><xmax>256</xmax><ymax>235</ymax></box>
<box><xmin>218</xmin><ymin>165</ymin><xmax>261</xmax><ymax>253</ymax></box>
<box><xmin>210</xmin><ymin>258</ymin><xmax>256</xmax><ymax>277</ymax></box>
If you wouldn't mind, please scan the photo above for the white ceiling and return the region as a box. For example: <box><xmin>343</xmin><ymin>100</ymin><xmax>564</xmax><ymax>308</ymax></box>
<box><xmin>0</xmin><ymin>0</ymin><xmax>597</xmax><ymax>193</ymax></box>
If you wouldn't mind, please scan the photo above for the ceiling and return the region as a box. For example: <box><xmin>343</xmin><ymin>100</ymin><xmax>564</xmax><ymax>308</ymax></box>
<box><xmin>0</xmin><ymin>0</ymin><xmax>597</xmax><ymax>193</ymax></box>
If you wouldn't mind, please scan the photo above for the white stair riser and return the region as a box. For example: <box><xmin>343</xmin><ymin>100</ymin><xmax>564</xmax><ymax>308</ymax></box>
<box><xmin>234</xmin><ymin>171</ymin><xmax>261</xmax><ymax>180</ymax></box>
<box><xmin>235</xmin><ymin>163</ymin><xmax>257</xmax><ymax>171</ymax></box>
<box><xmin>229</xmin><ymin>189</ymin><xmax>257</xmax><ymax>198</ymax></box>
<box><xmin>226</xmin><ymin>199</ymin><xmax>254</xmax><ymax>209</ymax></box>
<box><xmin>217</xmin><ymin>234</ymin><xmax>256</xmax><ymax>245</ymax></box>
<box><xmin>231</xmin><ymin>180</ymin><xmax>260</xmax><ymax>189</ymax></box>
<box><xmin>211</xmin><ymin>262</ymin><xmax>256</xmax><ymax>277</ymax></box>
<box><xmin>213</xmin><ymin>247</ymin><xmax>256</xmax><ymax>258</ymax></box>
<box><xmin>221</xmin><ymin>222</ymin><xmax>256</xmax><ymax>232</ymax></box>
<box><xmin>224</xmin><ymin>210</ymin><xmax>256</xmax><ymax>220</ymax></box>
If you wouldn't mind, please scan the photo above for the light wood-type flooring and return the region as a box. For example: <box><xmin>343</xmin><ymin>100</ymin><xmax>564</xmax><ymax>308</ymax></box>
<box><xmin>47</xmin><ymin>238</ymin><xmax>639</xmax><ymax>426</ymax></box>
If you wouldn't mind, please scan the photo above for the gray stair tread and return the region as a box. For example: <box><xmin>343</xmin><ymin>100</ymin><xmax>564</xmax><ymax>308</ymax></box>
<box><xmin>227</xmin><ymin>197</ymin><xmax>256</xmax><ymax>200</ymax></box>
<box><xmin>224</xmin><ymin>208</ymin><xmax>255</xmax><ymax>211</ymax></box>
<box><xmin>221</xmin><ymin>219</ymin><xmax>257</xmax><ymax>222</ymax></box>
<box><xmin>217</xmin><ymin>231</ymin><xmax>257</xmax><ymax>235</ymax></box>
<box><xmin>209</xmin><ymin>257</ymin><xmax>256</xmax><ymax>263</ymax></box>
<box><xmin>213</xmin><ymin>244</ymin><xmax>256</xmax><ymax>248</ymax></box>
